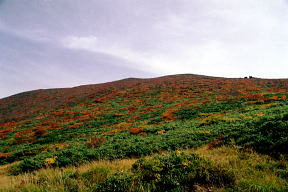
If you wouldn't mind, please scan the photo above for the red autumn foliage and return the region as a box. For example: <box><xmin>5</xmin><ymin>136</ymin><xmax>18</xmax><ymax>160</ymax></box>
<box><xmin>162</xmin><ymin>110</ymin><xmax>176</xmax><ymax>121</ymax></box>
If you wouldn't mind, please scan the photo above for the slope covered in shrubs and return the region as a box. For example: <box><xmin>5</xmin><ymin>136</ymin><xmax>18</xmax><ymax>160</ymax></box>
<box><xmin>0</xmin><ymin>74</ymin><xmax>288</xmax><ymax>191</ymax></box>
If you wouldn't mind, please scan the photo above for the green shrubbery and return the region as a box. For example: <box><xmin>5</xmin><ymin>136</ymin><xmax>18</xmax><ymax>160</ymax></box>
<box><xmin>10</xmin><ymin>108</ymin><xmax>288</xmax><ymax>175</ymax></box>
<box><xmin>223</xmin><ymin>112</ymin><xmax>288</xmax><ymax>157</ymax></box>
<box><xmin>10</xmin><ymin>126</ymin><xmax>215</xmax><ymax>175</ymax></box>
<box><xmin>175</xmin><ymin>100</ymin><xmax>243</xmax><ymax>120</ymax></box>
<box><xmin>7</xmin><ymin>99</ymin><xmax>288</xmax><ymax>178</ymax></box>
<box><xmin>0</xmin><ymin>144</ymin><xmax>45</xmax><ymax>165</ymax></box>
<box><xmin>95</xmin><ymin>172</ymin><xmax>133</xmax><ymax>192</ymax></box>
<box><xmin>95</xmin><ymin>152</ymin><xmax>235</xmax><ymax>192</ymax></box>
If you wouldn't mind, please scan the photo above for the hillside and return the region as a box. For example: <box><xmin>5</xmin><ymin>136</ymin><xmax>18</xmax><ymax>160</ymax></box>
<box><xmin>1</xmin><ymin>74</ymin><xmax>287</xmax><ymax>122</ymax></box>
<box><xmin>0</xmin><ymin>74</ymin><xmax>288</xmax><ymax>191</ymax></box>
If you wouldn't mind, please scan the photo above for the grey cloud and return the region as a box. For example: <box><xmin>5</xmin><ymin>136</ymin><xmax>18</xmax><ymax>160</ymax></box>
<box><xmin>0</xmin><ymin>31</ymin><xmax>153</xmax><ymax>98</ymax></box>
<box><xmin>0</xmin><ymin>0</ymin><xmax>288</xmax><ymax>98</ymax></box>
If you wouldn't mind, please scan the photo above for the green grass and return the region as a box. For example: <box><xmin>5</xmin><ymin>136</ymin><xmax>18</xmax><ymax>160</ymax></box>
<box><xmin>1</xmin><ymin>146</ymin><xmax>287</xmax><ymax>192</ymax></box>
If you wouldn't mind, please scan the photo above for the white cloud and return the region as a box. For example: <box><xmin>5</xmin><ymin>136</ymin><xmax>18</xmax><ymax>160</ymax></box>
<box><xmin>63</xmin><ymin>35</ymin><xmax>99</xmax><ymax>50</ymax></box>
<box><xmin>61</xmin><ymin>35</ymin><xmax>233</xmax><ymax>76</ymax></box>
<box><xmin>60</xmin><ymin>0</ymin><xmax>288</xmax><ymax>78</ymax></box>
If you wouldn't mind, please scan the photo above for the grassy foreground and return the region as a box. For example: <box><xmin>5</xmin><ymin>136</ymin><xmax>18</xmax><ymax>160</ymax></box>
<box><xmin>0</xmin><ymin>145</ymin><xmax>287</xmax><ymax>192</ymax></box>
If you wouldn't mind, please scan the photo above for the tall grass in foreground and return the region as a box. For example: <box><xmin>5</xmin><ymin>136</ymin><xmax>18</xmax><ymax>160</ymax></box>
<box><xmin>1</xmin><ymin>145</ymin><xmax>287</xmax><ymax>192</ymax></box>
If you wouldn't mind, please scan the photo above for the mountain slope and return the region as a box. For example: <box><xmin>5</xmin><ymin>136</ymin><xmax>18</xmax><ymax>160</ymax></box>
<box><xmin>0</xmin><ymin>74</ymin><xmax>288</xmax><ymax>191</ymax></box>
<box><xmin>1</xmin><ymin>74</ymin><xmax>287</xmax><ymax>123</ymax></box>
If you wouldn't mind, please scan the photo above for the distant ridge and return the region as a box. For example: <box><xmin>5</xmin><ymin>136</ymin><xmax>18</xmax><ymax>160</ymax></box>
<box><xmin>0</xmin><ymin>74</ymin><xmax>287</xmax><ymax>123</ymax></box>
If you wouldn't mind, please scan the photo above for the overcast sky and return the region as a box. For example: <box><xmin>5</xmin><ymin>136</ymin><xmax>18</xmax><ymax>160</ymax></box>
<box><xmin>1</xmin><ymin>0</ymin><xmax>288</xmax><ymax>98</ymax></box>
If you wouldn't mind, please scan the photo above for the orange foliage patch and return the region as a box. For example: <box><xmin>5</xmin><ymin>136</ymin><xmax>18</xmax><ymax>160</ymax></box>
<box><xmin>162</xmin><ymin>110</ymin><xmax>176</xmax><ymax>121</ymax></box>
<box><xmin>138</xmin><ymin>132</ymin><xmax>148</xmax><ymax>136</ymax></box>
<box><xmin>0</xmin><ymin>153</ymin><xmax>10</xmax><ymax>160</ymax></box>
<box><xmin>128</xmin><ymin>127</ymin><xmax>143</xmax><ymax>135</ymax></box>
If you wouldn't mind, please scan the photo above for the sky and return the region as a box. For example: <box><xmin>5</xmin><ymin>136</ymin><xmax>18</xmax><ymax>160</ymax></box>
<box><xmin>0</xmin><ymin>0</ymin><xmax>288</xmax><ymax>98</ymax></box>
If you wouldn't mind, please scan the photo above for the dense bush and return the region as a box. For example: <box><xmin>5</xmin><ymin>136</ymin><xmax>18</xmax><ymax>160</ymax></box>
<box><xmin>10</xmin><ymin>128</ymin><xmax>214</xmax><ymax>174</ymax></box>
<box><xmin>95</xmin><ymin>152</ymin><xmax>235</xmax><ymax>192</ymax></box>
<box><xmin>224</xmin><ymin>113</ymin><xmax>288</xmax><ymax>157</ymax></box>
<box><xmin>0</xmin><ymin>144</ymin><xmax>45</xmax><ymax>165</ymax></box>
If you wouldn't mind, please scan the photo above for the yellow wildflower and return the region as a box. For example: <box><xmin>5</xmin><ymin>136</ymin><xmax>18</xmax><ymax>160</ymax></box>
<box><xmin>157</xmin><ymin>130</ymin><xmax>166</xmax><ymax>134</ymax></box>
<box><xmin>44</xmin><ymin>156</ymin><xmax>57</xmax><ymax>166</ymax></box>
<box><xmin>182</xmin><ymin>162</ymin><xmax>189</xmax><ymax>166</ymax></box>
